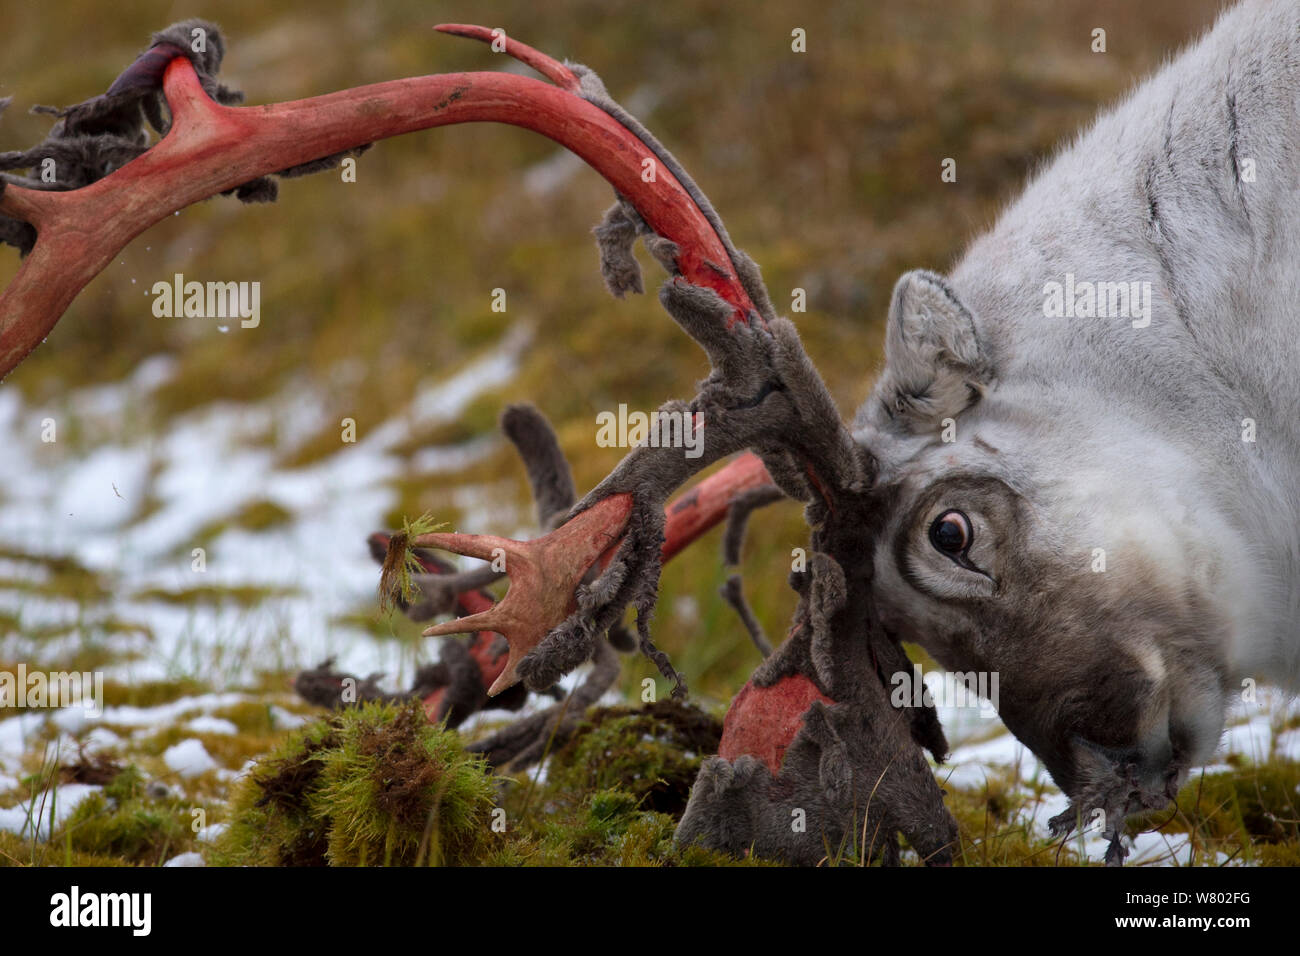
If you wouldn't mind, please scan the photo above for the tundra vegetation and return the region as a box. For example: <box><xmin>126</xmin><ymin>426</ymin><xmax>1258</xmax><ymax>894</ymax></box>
<box><xmin>1</xmin><ymin>0</ymin><xmax>1297</xmax><ymax>866</ymax></box>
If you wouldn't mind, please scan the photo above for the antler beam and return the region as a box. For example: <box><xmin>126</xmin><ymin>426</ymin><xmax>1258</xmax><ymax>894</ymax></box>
<box><xmin>0</xmin><ymin>25</ymin><xmax>756</xmax><ymax>378</ymax></box>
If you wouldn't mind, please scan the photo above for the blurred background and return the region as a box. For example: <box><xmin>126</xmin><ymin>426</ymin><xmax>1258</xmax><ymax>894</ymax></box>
<box><xmin>9</xmin><ymin>0</ymin><xmax>1290</xmax><ymax>866</ymax></box>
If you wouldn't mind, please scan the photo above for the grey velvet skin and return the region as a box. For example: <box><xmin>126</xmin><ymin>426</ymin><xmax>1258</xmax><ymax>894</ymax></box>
<box><xmin>573</xmin><ymin>51</ymin><xmax>960</xmax><ymax>865</ymax></box>
<box><xmin>676</xmin><ymin>606</ymin><xmax>958</xmax><ymax>866</ymax></box>
<box><xmin>676</xmin><ymin>702</ymin><xmax>956</xmax><ymax>866</ymax></box>
<box><xmin>0</xmin><ymin>19</ymin><xmax>367</xmax><ymax>255</ymax></box>
<box><xmin>854</xmin><ymin>0</ymin><xmax>1300</xmax><ymax>860</ymax></box>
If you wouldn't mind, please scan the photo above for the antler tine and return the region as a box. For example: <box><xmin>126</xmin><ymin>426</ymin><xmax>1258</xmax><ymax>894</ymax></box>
<box><xmin>434</xmin><ymin>23</ymin><xmax>581</xmax><ymax>92</ymax></box>
<box><xmin>408</xmin><ymin>530</ymin><xmax>525</xmax><ymax>565</ymax></box>
<box><xmin>423</xmin><ymin>608</ymin><xmax>503</xmax><ymax>641</ymax></box>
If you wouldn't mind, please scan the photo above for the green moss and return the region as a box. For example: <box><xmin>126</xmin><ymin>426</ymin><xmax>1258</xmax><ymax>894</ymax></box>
<box><xmin>1255</xmin><ymin>843</ymin><xmax>1300</xmax><ymax>866</ymax></box>
<box><xmin>131</xmin><ymin>723</ymin><xmax>273</xmax><ymax>770</ymax></box>
<box><xmin>209</xmin><ymin>719</ymin><xmax>342</xmax><ymax>866</ymax></box>
<box><xmin>469</xmin><ymin>701</ymin><xmax>766</xmax><ymax>867</ymax></box>
<box><xmin>208</xmin><ymin>698</ymin><xmax>757</xmax><ymax>867</ymax></box>
<box><xmin>212</xmin><ymin>701</ymin><xmax>497</xmax><ymax>866</ymax></box>
<box><xmin>52</xmin><ymin>764</ymin><xmax>196</xmax><ymax>866</ymax></box>
<box><xmin>1162</xmin><ymin>761</ymin><xmax>1300</xmax><ymax>862</ymax></box>
<box><xmin>315</xmin><ymin>702</ymin><xmax>491</xmax><ymax>865</ymax></box>
<box><xmin>275</xmin><ymin>424</ymin><xmax>358</xmax><ymax>470</ymax></box>
<box><xmin>329</xmin><ymin>608</ymin><xmax>426</xmax><ymax>647</ymax></box>
<box><xmin>545</xmin><ymin>701</ymin><xmax>722</xmax><ymax>817</ymax></box>
<box><xmin>232</xmin><ymin>499</ymin><xmax>294</xmax><ymax>532</ymax></box>
<box><xmin>936</xmin><ymin>759</ymin><xmax>1300</xmax><ymax>866</ymax></box>
<box><xmin>175</xmin><ymin>500</ymin><xmax>296</xmax><ymax>556</ymax></box>
<box><xmin>377</xmin><ymin>512</ymin><xmax>448</xmax><ymax>612</ymax></box>
<box><xmin>99</xmin><ymin>677</ymin><xmax>208</xmax><ymax>709</ymax></box>
<box><xmin>210</xmin><ymin>700</ymin><xmax>279</xmax><ymax>736</ymax></box>
<box><xmin>0</xmin><ymin>830</ymin><xmax>130</xmax><ymax>867</ymax></box>
<box><xmin>522</xmin><ymin>790</ymin><xmax>693</xmax><ymax>866</ymax></box>
<box><xmin>385</xmin><ymin>420</ymin><xmax>482</xmax><ymax>459</ymax></box>
<box><xmin>0</xmin><ymin>547</ymin><xmax>110</xmax><ymax>605</ymax></box>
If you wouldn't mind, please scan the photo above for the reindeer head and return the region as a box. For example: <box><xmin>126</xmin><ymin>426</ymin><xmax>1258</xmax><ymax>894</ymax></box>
<box><xmin>852</xmin><ymin>268</ymin><xmax>1250</xmax><ymax>846</ymax></box>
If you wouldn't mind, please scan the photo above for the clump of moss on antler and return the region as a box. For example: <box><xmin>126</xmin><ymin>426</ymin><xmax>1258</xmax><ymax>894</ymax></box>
<box><xmin>377</xmin><ymin>513</ymin><xmax>447</xmax><ymax>612</ymax></box>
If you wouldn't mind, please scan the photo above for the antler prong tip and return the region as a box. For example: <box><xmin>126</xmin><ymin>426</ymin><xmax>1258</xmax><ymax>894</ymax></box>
<box><xmin>431</xmin><ymin>23</ymin><xmax>580</xmax><ymax>92</ymax></box>
<box><xmin>487</xmin><ymin>668</ymin><xmax>520</xmax><ymax>697</ymax></box>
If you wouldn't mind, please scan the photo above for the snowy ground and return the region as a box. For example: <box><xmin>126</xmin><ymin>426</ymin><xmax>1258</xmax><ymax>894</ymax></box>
<box><xmin>931</xmin><ymin>687</ymin><xmax>1300</xmax><ymax>865</ymax></box>
<box><xmin>1</xmin><ymin>658</ymin><xmax>1294</xmax><ymax>865</ymax></box>
<box><xmin>0</xmin><ymin>324</ymin><xmax>532</xmax><ymax>689</ymax></box>
<box><xmin>0</xmin><ymin>328</ymin><xmax>619</xmax><ymax>862</ymax></box>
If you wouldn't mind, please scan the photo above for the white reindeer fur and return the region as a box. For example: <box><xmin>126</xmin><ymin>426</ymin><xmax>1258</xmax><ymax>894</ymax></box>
<box><xmin>854</xmin><ymin>0</ymin><xmax>1300</xmax><ymax>797</ymax></box>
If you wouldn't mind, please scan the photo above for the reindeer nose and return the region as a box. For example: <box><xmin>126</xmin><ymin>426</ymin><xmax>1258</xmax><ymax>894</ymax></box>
<box><xmin>1069</xmin><ymin>728</ymin><xmax>1176</xmax><ymax>793</ymax></box>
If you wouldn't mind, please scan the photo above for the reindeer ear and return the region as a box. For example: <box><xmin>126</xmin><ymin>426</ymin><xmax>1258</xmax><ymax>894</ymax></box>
<box><xmin>876</xmin><ymin>269</ymin><xmax>989</xmax><ymax>433</ymax></box>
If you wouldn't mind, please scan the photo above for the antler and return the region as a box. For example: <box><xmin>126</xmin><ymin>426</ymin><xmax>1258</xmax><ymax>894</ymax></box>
<box><xmin>0</xmin><ymin>23</ymin><xmax>756</xmax><ymax>378</ymax></box>
<box><xmin>4</xmin><ymin>24</ymin><xmax>960</xmax><ymax>862</ymax></box>
<box><xmin>1</xmin><ymin>24</ymin><xmax>781</xmax><ymax>696</ymax></box>
<box><xmin>411</xmin><ymin>447</ymin><xmax>775</xmax><ymax>697</ymax></box>
<box><xmin>416</xmin><ymin>492</ymin><xmax>635</xmax><ymax>696</ymax></box>
<box><xmin>0</xmin><ymin>22</ymin><xmax>871</xmax><ymax>695</ymax></box>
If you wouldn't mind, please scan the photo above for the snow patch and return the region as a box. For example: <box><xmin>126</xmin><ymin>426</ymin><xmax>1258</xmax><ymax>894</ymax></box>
<box><xmin>162</xmin><ymin>739</ymin><xmax>218</xmax><ymax>779</ymax></box>
<box><xmin>0</xmin><ymin>783</ymin><xmax>100</xmax><ymax>841</ymax></box>
<box><xmin>184</xmin><ymin>716</ymin><xmax>239</xmax><ymax>736</ymax></box>
<box><xmin>163</xmin><ymin>851</ymin><xmax>206</xmax><ymax>867</ymax></box>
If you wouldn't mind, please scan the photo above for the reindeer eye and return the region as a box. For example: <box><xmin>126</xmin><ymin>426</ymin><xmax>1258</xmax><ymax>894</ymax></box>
<box><xmin>929</xmin><ymin>510</ymin><xmax>971</xmax><ymax>555</ymax></box>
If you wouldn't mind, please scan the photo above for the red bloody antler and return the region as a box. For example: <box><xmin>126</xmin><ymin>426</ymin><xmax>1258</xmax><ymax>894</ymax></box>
<box><xmin>0</xmin><ymin>27</ymin><xmax>755</xmax><ymax>377</ymax></box>
<box><xmin>418</xmin><ymin>493</ymin><xmax>635</xmax><ymax>695</ymax></box>
<box><xmin>413</xmin><ymin>447</ymin><xmax>775</xmax><ymax>696</ymax></box>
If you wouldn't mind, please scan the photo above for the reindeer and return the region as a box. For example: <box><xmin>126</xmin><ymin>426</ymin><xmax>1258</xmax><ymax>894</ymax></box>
<box><xmin>2</xmin><ymin>8</ymin><xmax>1277</xmax><ymax>866</ymax></box>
